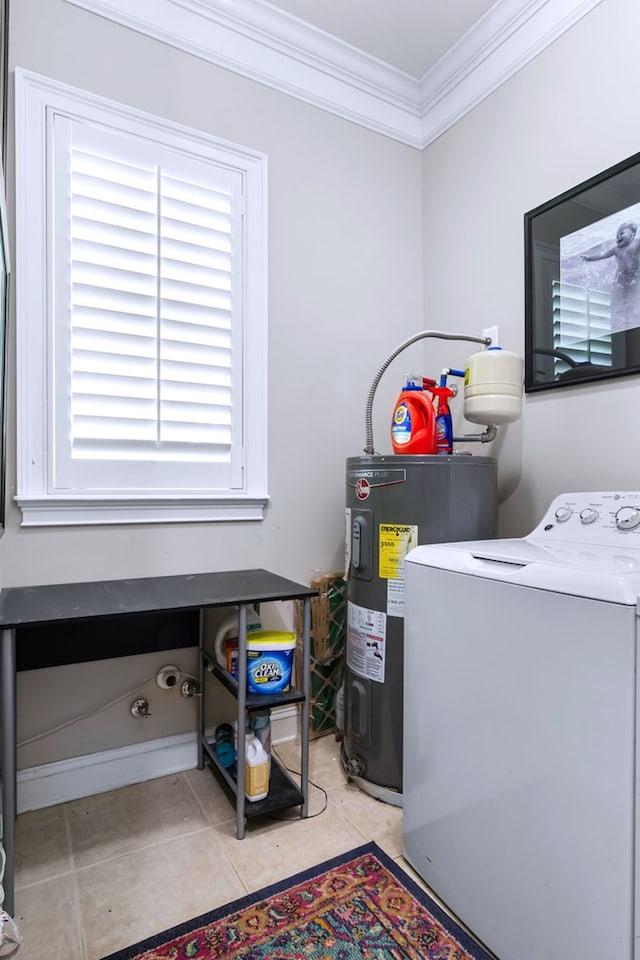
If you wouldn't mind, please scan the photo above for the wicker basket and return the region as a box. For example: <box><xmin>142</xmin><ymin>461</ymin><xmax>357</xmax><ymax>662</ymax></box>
<box><xmin>294</xmin><ymin>572</ymin><xmax>346</xmax><ymax>739</ymax></box>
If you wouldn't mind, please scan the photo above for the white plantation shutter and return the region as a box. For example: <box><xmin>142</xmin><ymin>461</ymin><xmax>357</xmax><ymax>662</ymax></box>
<box><xmin>16</xmin><ymin>71</ymin><xmax>267</xmax><ymax>524</ymax></box>
<box><xmin>52</xmin><ymin>118</ymin><xmax>243</xmax><ymax>493</ymax></box>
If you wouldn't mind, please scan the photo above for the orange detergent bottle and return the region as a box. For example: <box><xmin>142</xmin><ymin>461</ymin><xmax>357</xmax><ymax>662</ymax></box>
<box><xmin>390</xmin><ymin>376</ymin><xmax>437</xmax><ymax>454</ymax></box>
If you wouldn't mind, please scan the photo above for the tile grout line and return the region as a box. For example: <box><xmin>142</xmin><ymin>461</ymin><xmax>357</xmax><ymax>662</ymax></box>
<box><xmin>179</xmin><ymin>768</ymin><xmax>240</xmax><ymax>835</ymax></box>
<box><xmin>180</xmin><ymin>772</ymin><xmax>251</xmax><ymax>895</ymax></box>
<box><xmin>16</xmin><ymin>741</ymin><xmax>362</xmax><ymax>956</ymax></box>
<box><xmin>70</xmin><ymin>823</ymin><xmax>222</xmax><ymax>875</ymax></box>
<box><xmin>63</xmin><ymin>802</ymin><xmax>89</xmax><ymax>960</ymax></box>
<box><xmin>14</xmin><ymin>865</ymin><xmax>74</xmax><ymax>892</ymax></box>
<box><xmin>180</xmin><ymin>767</ymin><xmax>219</xmax><ymax>827</ymax></box>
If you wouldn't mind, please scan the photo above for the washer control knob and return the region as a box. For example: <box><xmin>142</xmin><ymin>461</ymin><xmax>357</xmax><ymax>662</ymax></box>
<box><xmin>579</xmin><ymin>508</ymin><xmax>598</xmax><ymax>525</ymax></box>
<box><xmin>615</xmin><ymin>506</ymin><xmax>640</xmax><ymax>530</ymax></box>
<box><xmin>554</xmin><ymin>506</ymin><xmax>572</xmax><ymax>522</ymax></box>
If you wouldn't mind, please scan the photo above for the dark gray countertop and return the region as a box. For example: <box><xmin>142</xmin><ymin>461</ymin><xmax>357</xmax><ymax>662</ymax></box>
<box><xmin>0</xmin><ymin>568</ymin><xmax>317</xmax><ymax>629</ymax></box>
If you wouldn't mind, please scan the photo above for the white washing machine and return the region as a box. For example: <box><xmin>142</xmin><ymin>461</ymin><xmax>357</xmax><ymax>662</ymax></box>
<box><xmin>403</xmin><ymin>491</ymin><xmax>640</xmax><ymax>960</ymax></box>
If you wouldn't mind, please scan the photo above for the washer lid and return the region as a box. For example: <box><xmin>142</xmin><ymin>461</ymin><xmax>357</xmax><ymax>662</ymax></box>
<box><xmin>405</xmin><ymin>538</ymin><xmax>640</xmax><ymax>604</ymax></box>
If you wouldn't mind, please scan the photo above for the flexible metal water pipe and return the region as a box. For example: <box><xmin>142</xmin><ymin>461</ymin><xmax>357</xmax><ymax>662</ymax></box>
<box><xmin>363</xmin><ymin>330</ymin><xmax>491</xmax><ymax>455</ymax></box>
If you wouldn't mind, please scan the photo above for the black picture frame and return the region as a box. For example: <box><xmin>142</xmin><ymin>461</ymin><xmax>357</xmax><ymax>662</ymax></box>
<box><xmin>525</xmin><ymin>150</ymin><xmax>640</xmax><ymax>393</ymax></box>
<box><xmin>0</xmin><ymin>160</ymin><xmax>8</xmax><ymax>531</ymax></box>
<box><xmin>0</xmin><ymin>1</ymin><xmax>7</xmax><ymax>532</ymax></box>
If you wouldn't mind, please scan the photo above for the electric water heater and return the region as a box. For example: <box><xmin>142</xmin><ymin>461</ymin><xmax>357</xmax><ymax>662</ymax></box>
<box><xmin>343</xmin><ymin>453</ymin><xmax>497</xmax><ymax>804</ymax></box>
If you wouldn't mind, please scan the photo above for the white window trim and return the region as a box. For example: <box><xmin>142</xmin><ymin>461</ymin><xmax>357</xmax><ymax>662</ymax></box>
<box><xmin>15</xmin><ymin>68</ymin><xmax>269</xmax><ymax>526</ymax></box>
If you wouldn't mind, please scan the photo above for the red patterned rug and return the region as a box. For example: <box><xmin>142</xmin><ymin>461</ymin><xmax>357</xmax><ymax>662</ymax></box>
<box><xmin>101</xmin><ymin>842</ymin><xmax>492</xmax><ymax>960</ymax></box>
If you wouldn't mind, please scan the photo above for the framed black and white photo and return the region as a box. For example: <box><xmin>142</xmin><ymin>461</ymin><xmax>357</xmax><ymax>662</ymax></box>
<box><xmin>525</xmin><ymin>151</ymin><xmax>640</xmax><ymax>392</ymax></box>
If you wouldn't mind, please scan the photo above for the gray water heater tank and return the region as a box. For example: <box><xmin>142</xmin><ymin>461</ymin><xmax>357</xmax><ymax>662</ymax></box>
<box><xmin>343</xmin><ymin>454</ymin><xmax>497</xmax><ymax>805</ymax></box>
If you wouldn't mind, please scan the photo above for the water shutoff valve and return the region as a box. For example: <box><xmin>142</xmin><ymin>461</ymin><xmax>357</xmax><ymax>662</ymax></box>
<box><xmin>130</xmin><ymin>698</ymin><xmax>151</xmax><ymax>718</ymax></box>
<box><xmin>181</xmin><ymin>679</ymin><xmax>200</xmax><ymax>698</ymax></box>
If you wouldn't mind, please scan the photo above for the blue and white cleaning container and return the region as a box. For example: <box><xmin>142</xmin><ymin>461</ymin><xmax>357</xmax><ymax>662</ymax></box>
<box><xmin>221</xmin><ymin>630</ymin><xmax>297</xmax><ymax>694</ymax></box>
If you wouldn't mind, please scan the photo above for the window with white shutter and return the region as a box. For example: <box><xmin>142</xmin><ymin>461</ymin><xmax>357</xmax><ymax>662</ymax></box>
<box><xmin>15</xmin><ymin>70</ymin><xmax>268</xmax><ymax>525</ymax></box>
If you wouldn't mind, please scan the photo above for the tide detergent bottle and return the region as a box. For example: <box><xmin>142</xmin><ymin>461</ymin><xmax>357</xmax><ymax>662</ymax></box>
<box><xmin>391</xmin><ymin>375</ymin><xmax>437</xmax><ymax>455</ymax></box>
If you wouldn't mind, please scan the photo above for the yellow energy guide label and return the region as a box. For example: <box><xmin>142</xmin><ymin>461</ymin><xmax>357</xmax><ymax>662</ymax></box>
<box><xmin>378</xmin><ymin>524</ymin><xmax>418</xmax><ymax>579</ymax></box>
<box><xmin>379</xmin><ymin>523</ymin><xmax>418</xmax><ymax>618</ymax></box>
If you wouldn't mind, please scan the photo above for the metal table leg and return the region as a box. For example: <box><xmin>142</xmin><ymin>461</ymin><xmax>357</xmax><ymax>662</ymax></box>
<box><xmin>197</xmin><ymin>610</ymin><xmax>204</xmax><ymax>770</ymax></box>
<box><xmin>235</xmin><ymin>604</ymin><xmax>247</xmax><ymax>839</ymax></box>
<box><xmin>300</xmin><ymin>597</ymin><xmax>311</xmax><ymax>817</ymax></box>
<box><xmin>1</xmin><ymin>628</ymin><xmax>16</xmax><ymax>916</ymax></box>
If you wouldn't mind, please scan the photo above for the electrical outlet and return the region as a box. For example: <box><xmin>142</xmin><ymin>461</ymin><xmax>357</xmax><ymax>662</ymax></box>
<box><xmin>482</xmin><ymin>325</ymin><xmax>498</xmax><ymax>346</ymax></box>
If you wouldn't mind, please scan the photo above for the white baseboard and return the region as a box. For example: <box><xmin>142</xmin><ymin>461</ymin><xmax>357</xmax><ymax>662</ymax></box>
<box><xmin>17</xmin><ymin>705</ymin><xmax>299</xmax><ymax>813</ymax></box>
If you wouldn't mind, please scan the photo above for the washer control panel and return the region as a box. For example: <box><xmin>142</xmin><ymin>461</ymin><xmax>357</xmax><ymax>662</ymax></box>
<box><xmin>532</xmin><ymin>492</ymin><xmax>640</xmax><ymax>544</ymax></box>
<box><xmin>614</xmin><ymin>505</ymin><xmax>640</xmax><ymax>530</ymax></box>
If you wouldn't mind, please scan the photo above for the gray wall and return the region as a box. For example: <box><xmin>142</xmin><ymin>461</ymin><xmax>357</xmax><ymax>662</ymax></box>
<box><xmin>422</xmin><ymin>0</ymin><xmax>640</xmax><ymax>535</ymax></box>
<box><xmin>7</xmin><ymin>0</ymin><xmax>637</xmax><ymax>775</ymax></box>
<box><xmin>5</xmin><ymin>0</ymin><xmax>423</xmax><ymax>767</ymax></box>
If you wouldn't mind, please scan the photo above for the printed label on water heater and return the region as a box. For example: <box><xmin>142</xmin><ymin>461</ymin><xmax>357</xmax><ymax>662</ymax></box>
<box><xmin>378</xmin><ymin>523</ymin><xmax>418</xmax><ymax>580</ymax></box>
<box><xmin>347</xmin><ymin>601</ymin><xmax>387</xmax><ymax>684</ymax></box>
<box><xmin>386</xmin><ymin>578</ymin><xmax>405</xmax><ymax>617</ymax></box>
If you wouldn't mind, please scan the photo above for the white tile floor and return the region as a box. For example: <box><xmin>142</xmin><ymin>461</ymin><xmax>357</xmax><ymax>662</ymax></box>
<box><xmin>12</xmin><ymin>734</ymin><xmax>454</xmax><ymax>960</ymax></box>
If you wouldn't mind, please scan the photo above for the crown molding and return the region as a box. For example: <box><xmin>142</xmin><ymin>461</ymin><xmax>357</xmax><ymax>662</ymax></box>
<box><xmin>63</xmin><ymin>0</ymin><xmax>603</xmax><ymax>148</ymax></box>
<box><xmin>418</xmin><ymin>0</ymin><xmax>604</xmax><ymax>147</ymax></box>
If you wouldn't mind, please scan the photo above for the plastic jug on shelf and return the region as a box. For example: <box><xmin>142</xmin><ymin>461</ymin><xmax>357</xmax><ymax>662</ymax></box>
<box><xmin>244</xmin><ymin>734</ymin><xmax>270</xmax><ymax>801</ymax></box>
<box><xmin>250</xmin><ymin>708</ymin><xmax>271</xmax><ymax>771</ymax></box>
<box><xmin>214</xmin><ymin>605</ymin><xmax>262</xmax><ymax>670</ymax></box>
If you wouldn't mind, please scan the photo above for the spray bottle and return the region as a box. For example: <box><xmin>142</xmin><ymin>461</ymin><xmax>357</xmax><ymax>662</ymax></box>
<box><xmin>431</xmin><ymin>368</ymin><xmax>464</xmax><ymax>455</ymax></box>
<box><xmin>431</xmin><ymin>385</ymin><xmax>455</xmax><ymax>454</ymax></box>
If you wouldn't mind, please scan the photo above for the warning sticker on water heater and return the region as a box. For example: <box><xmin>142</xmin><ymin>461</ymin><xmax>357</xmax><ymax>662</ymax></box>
<box><xmin>347</xmin><ymin>602</ymin><xmax>387</xmax><ymax>684</ymax></box>
<box><xmin>386</xmin><ymin>579</ymin><xmax>405</xmax><ymax>618</ymax></box>
<box><xmin>378</xmin><ymin>524</ymin><xmax>418</xmax><ymax>580</ymax></box>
